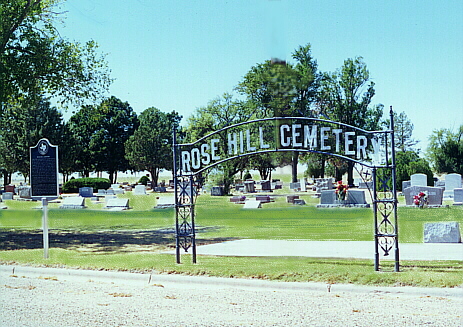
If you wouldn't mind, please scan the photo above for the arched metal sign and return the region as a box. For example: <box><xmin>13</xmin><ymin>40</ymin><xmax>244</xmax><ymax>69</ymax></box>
<box><xmin>173</xmin><ymin>107</ymin><xmax>399</xmax><ymax>272</ymax></box>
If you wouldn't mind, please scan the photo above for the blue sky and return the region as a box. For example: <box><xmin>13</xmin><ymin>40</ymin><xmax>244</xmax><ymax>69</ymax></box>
<box><xmin>57</xmin><ymin>0</ymin><xmax>463</xmax><ymax>151</ymax></box>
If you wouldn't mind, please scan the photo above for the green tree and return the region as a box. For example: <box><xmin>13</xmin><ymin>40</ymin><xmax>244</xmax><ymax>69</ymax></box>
<box><xmin>383</xmin><ymin>111</ymin><xmax>418</xmax><ymax>152</ymax></box>
<box><xmin>0</xmin><ymin>0</ymin><xmax>111</xmax><ymax>108</ymax></box>
<box><xmin>0</xmin><ymin>96</ymin><xmax>63</xmax><ymax>183</ymax></box>
<box><xmin>237</xmin><ymin>44</ymin><xmax>320</xmax><ymax>181</ymax></box>
<box><xmin>317</xmin><ymin>57</ymin><xmax>383</xmax><ymax>185</ymax></box>
<box><xmin>125</xmin><ymin>107</ymin><xmax>182</xmax><ymax>186</ymax></box>
<box><xmin>185</xmin><ymin>93</ymin><xmax>252</xmax><ymax>194</ymax></box>
<box><xmin>394</xmin><ymin>151</ymin><xmax>433</xmax><ymax>190</ymax></box>
<box><xmin>90</xmin><ymin>96</ymin><xmax>138</xmax><ymax>183</ymax></box>
<box><xmin>427</xmin><ymin>125</ymin><xmax>463</xmax><ymax>175</ymax></box>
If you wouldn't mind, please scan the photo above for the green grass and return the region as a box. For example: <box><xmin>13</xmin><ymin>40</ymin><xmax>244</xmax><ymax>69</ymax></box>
<box><xmin>1</xmin><ymin>191</ymin><xmax>462</xmax><ymax>287</ymax></box>
<box><xmin>1</xmin><ymin>249</ymin><xmax>461</xmax><ymax>287</ymax></box>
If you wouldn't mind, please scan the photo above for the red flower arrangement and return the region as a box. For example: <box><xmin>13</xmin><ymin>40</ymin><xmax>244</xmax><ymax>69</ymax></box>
<box><xmin>335</xmin><ymin>181</ymin><xmax>348</xmax><ymax>201</ymax></box>
<box><xmin>413</xmin><ymin>191</ymin><xmax>427</xmax><ymax>208</ymax></box>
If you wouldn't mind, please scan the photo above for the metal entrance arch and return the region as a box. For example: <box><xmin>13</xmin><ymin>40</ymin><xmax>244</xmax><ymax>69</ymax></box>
<box><xmin>172</xmin><ymin>107</ymin><xmax>399</xmax><ymax>272</ymax></box>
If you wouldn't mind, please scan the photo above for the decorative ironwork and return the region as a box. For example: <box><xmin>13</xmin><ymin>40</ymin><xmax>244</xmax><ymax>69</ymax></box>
<box><xmin>173</xmin><ymin>109</ymin><xmax>400</xmax><ymax>271</ymax></box>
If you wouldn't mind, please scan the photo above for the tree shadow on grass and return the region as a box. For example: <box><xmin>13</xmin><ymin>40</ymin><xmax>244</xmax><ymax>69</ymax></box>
<box><xmin>0</xmin><ymin>228</ymin><xmax>236</xmax><ymax>254</ymax></box>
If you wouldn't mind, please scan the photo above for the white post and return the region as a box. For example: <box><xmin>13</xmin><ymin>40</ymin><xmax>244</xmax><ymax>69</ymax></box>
<box><xmin>42</xmin><ymin>198</ymin><xmax>49</xmax><ymax>259</ymax></box>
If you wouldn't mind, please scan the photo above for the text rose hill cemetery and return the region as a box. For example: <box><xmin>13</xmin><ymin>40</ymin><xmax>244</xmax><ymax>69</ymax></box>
<box><xmin>180</xmin><ymin>119</ymin><xmax>384</xmax><ymax>173</ymax></box>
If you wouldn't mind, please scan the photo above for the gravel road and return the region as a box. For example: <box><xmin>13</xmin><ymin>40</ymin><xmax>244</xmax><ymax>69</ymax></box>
<box><xmin>1</xmin><ymin>265</ymin><xmax>462</xmax><ymax>327</ymax></box>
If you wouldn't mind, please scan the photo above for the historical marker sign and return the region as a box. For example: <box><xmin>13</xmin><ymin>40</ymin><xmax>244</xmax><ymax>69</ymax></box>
<box><xmin>30</xmin><ymin>138</ymin><xmax>59</xmax><ymax>200</ymax></box>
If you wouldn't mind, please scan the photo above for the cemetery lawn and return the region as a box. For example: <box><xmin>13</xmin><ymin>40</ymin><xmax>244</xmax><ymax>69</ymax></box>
<box><xmin>0</xmin><ymin>194</ymin><xmax>462</xmax><ymax>287</ymax></box>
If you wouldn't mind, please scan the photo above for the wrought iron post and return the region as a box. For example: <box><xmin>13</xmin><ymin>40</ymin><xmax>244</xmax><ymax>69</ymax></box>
<box><xmin>372</xmin><ymin>108</ymin><xmax>400</xmax><ymax>272</ymax></box>
<box><xmin>173</xmin><ymin>127</ymin><xmax>197</xmax><ymax>264</ymax></box>
<box><xmin>389</xmin><ymin>106</ymin><xmax>400</xmax><ymax>272</ymax></box>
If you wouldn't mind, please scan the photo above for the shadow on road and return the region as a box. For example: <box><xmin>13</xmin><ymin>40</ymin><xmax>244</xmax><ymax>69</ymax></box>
<box><xmin>0</xmin><ymin>228</ymin><xmax>234</xmax><ymax>253</ymax></box>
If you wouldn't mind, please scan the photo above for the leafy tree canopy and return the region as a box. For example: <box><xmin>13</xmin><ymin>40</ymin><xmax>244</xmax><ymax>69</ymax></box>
<box><xmin>427</xmin><ymin>125</ymin><xmax>463</xmax><ymax>175</ymax></box>
<box><xmin>0</xmin><ymin>0</ymin><xmax>112</xmax><ymax>108</ymax></box>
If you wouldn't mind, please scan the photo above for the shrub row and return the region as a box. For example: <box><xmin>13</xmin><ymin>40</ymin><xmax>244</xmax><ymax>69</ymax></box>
<box><xmin>62</xmin><ymin>178</ymin><xmax>111</xmax><ymax>193</ymax></box>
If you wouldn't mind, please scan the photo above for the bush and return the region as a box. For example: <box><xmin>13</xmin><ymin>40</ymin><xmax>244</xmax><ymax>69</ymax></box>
<box><xmin>138</xmin><ymin>175</ymin><xmax>150</xmax><ymax>186</ymax></box>
<box><xmin>62</xmin><ymin>178</ymin><xmax>111</xmax><ymax>193</ymax></box>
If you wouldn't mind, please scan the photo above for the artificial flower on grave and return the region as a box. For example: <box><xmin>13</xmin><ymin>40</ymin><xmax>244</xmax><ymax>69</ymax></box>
<box><xmin>413</xmin><ymin>191</ymin><xmax>427</xmax><ymax>208</ymax></box>
<box><xmin>335</xmin><ymin>180</ymin><xmax>348</xmax><ymax>201</ymax></box>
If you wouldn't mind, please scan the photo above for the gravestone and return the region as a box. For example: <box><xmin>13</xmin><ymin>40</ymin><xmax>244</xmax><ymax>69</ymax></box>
<box><xmin>30</xmin><ymin>138</ymin><xmax>58</xmax><ymax>200</ymax></box>
<box><xmin>293</xmin><ymin>199</ymin><xmax>306</xmax><ymax>205</ymax></box>
<box><xmin>403</xmin><ymin>186</ymin><xmax>443</xmax><ymax>206</ymax></box>
<box><xmin>59</xmin><ymin>197</ymin><xmax>86</xmax><ymax>209</ymax></box>
<box><xmin>105</xmin><ymin>198</ymin><xmax>129</xmax><ymax>210</ymax></box>
<box><xmin>260</xmin><ymin>180</ymin><xmax>271</xmax><ymax>191</ymax></box>
<box><xmin>79</xmin><ymin>187</ymin><xmax>93</xmax><ymax>198</ymax></box>
<box><xmin>444</xmin><ymin>173</ymin><xmax>462</xmax><ymax>199</ymax></box>
<box><xmin>5</xmin><ymin>185</ymin><xmax>15</xmax><ymax>194</ymax></box>
<box><xmin>2</xmin><ymin>192</ymin><xmax>13</xmax><ymax>200</ymax></box>
<box><xmin>230</xmin><ymin>196</ymin><xmax>246</xmax><ymax>203</ymax></box>
<box><xmin>401</xmin><ymin>180</ymin><xmax>411</xmax><ymax>191</ymax></box>
<box><xmin>211</xmin><ymin>186</ymin><xmax>224</xmax><ymax>196</ymax></box>
<box><xmin>96</xmin><ymin>189</ymin><xmax>107</xmax><ymax>196</ymax></box>
<box><xmin>255</xmin><ymin>195</ymin><xmax>272</xmax><ymax>203</ymax></box>
<box><xmin>154</xmin><ymin>186</ymin><xmax>167</xmax><ymax>193</ymax></box>
<box><xmin>113</xmin><ymin>188</ymin><xmax>124</xmax><ymax>195</ymax></box>
<box><xmin>346</xmin><ymin>190</ymin><xmax>368</xmax><ymax>205</ymax></box>
<box><xmin>319</xmin><ymin>190</ymin><xmax>336</xmax><ymax>205</ymax></box>
<box><xmin>424</xmin><ymin>222</ymin><xmax>462</xmax><ymax>243</ymax></box>
<box><xmin>133</xmin><ymin>185</ymin><xmax>147</xmax><ymax>195</ymax></box>
<box><xmin>18</xmin><ymin>186</ymin><xmax>32</xmax><ymax>199</ymax></box>
<box><xmin>314</xmin><ymin>178</ymin><xmax>333</xmax><ymax>193</ymax></box>
<box><xmin>411</xmin><ymin>173</ymin><xmax>427</xmax><ymax>187</ymax></box>
<box><xmin>318</xmin><ymin>190</ymin><xmax>369</xmax><ymax>207</ymax></box>
<box><xmin>104</xmin><ymin>195</ymin><xmax>117</xmax><ymax>203</ymax></box>
<box><xmin>111</xmin><ymin>184</ymin><xmax>120</xmax><ymax>190</ymax></box>
<box><xmin>434</xmin><ymin>180</ymin><xmax>445</xmax><ymax>188</ymax></box>
<box><xmin>453</xmin><ymin>188</ymin><xmax>463</xmax><ymax>205</ymax></box>
<box><xmin>244</xmin><ymin>181</ymin><xmax>255</xmax><ymax>193</ymax></box>
<box><xmin>155</xmin><ymin>196</ymin><xmax>175</xmax><ymax>208</ymax></box>
<box><xmin>105</xmin><ymin>189</ymin><xmax>115</xmax><ymax>195</ymax></box>
<box><xmin>287</xmin><ymin>195</ymin><xmax>299</xmax><ymax>203</ymax></box>
<box><xmin>290</xmin><ymin>182</ymin><xmax>301</xmax><ymax>190</ymax></box>
<box><xmin>243</xmin><ymin>200</ymin><xmax>261</xmax><ymax>209</ymax></box>
<box><xmin>300</xmin><ymin>178</ymin><xmax>307</xmax><ymax>192</ymax></box>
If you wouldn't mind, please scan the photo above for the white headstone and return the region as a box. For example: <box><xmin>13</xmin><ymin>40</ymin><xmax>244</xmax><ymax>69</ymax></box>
<box><xmin>59</xmin><ymin>197</ymin><xmax>86</xmax><ymax>209</ymax></box>
<box><xmin>2</xmin><ymin>192</ymin><xmax>13</xmax><ymax>200</ymax></box>
<box><xmin>424</xmin><ymin>222</ymin><xmax>462</xmax><ymax>243</ymax></box>
<box><xmin>105</xmin><ymin>198</ymin><xmax>129</xmax><ymax>210</ymax></box>
<box><xmin>133</xmin><ymin>185</ymin><xmax>147</xmax><ymax>195</ymax></box>
<box><xmin>300</xmin><ymin>178</ymin><xmax>307</xmax><ymax>192</ymax></box>
<box><xmin>445</xmin><ymin>173</ymin><xmax>462</xmax><ymax>191</ymax></box>
<box><xmin>411</xmin><ymin>173</ymin><xmax>427</xmax><ymax>187</ymax></box>
<box><xmin>243</xmin><ymin>200</ymin><xmax>261</xmax><ymax>209</ymax></box>
<box><xmin>155</xmin><ymin>196</ymin><xmax>175</xmax><ymax>208</ymax></box>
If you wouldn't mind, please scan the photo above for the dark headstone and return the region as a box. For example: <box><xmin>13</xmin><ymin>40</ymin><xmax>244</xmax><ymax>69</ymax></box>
<box><xmin>260</xmin><ymin>180</ymin><xmax>271</xmax><ymax>191</ymax></box>
<box><xmin>244</xmin><ymin>181</ymin><xmax>255</xmax><ymax>193</ymax></box>
<box><xmin>402</xmin><ymin>180</ymin><xmax>411</xmax><ymax>191</ymax></box>
<box><xmin>453</xmin><ymin>188</ymin><xmax>463</xmax><ymax>205</ymax></box>
<box><xmin>79</xmin><ymin>187</ymin><xmax>93</xmax><ymax>198</ymax></box>
<box><xmin>211</xmin><ymin>186</ymin><xmax>224</xmax><ymax>196</ymax></box>
<box><xmin>255</xmin><ymin>195</ymin><xmax>271</xmax><ymax>203</ymax></box>
<box><xmin>286</xmin><ymin>195</ymin><xmax>299</xmax><ymax>203</ymax></box>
